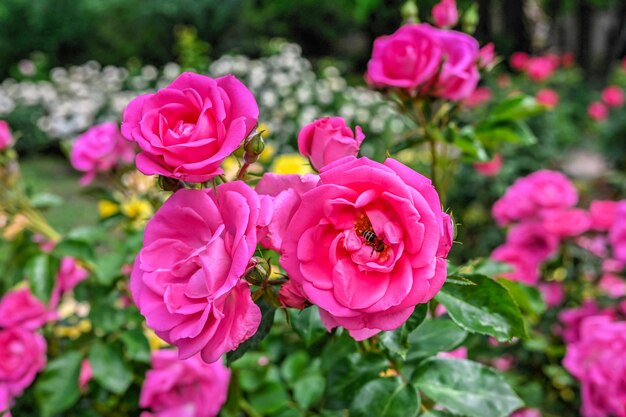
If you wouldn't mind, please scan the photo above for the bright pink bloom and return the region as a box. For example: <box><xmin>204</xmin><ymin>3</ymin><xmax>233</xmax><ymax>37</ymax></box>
<box><xmin>588</xmin><ymin>101</ymin><xmax>608</xmax><ymax>121</ymax></box>
<box><xmin>536</xmin><ymin>88</ymin><xmax>559</xmax><ymax>108</ymax></box>
<box><xmin>491</xmin><ymin>244</ymin><xmax>540</xmax><ymax>284</ymax></box>
<box><xmin>0</xmin><ymin>288</ymin><xmax>50</xmax><ymax>330</ymax></box>
<box><xmin>366</xmin><ymin>24</ymin><xmax>443</xmax><ymax>91</ymax></box>
<box><xmin>598</xmin><ymin>274</ymin><xmax>626</xmax><ymax>298</ymax></box>
<box><xmin>524</xmin><ymin>56</ymin><xmax>558</xmax><ymax>81</ymax></box>
<box><xmin>510</xmin><ymin>52</ymin><xmax>529</xmax><ymax>71</ymax></box>
<box><xmin>140</xmin><ymin>350</ymin><xmax>229</xmax><ymax>417</ymax></box>
<box><xmin>131</xmin><ymin>182</ymin><xmax>269</xmax><ymax>363</ymax></box>
<box><xmin>433</xmin><ymin>30</ymin><xmax>481</xmax><ymax>100</ymax></box>
<box><xmin>563</xmin><ymin>316</ymin><xmax>626</xmax><ymax>417</ymax></box>
<box><xmin>473</xmin><ymin>153</ymin><xmax>502</xmax><ymax>176</ymax></box>
<box><xmin>464</xmin><ymin>87</ymin><xmax>492</xmax><ymax>108</ymax></box>
<box><xmin>559</xmin><ymin>301</ymin><xmax>613</xmax><ymax>344</ymax></box>
<box><xmin>609</xmin><ymin>201</ymin><xmax>626</xmax><ymax>262</ymax></box>
<box><xmin>0</xmin><ymin>327</ymin><xmax>46</xmax><ymax>397</ymax></box>
<box><xmin>50</xmin><ymin>256</ymin><xmax>89</xmax><ymax>308</ymax></box>
<box><xmin>590</xmin><ymin>200</ymin><xmax>619</xmax><ymax>231</ymax></box>
<box><xmin>70</xmin><ymin>122</ymin><xmax>135</xmax><ymax>185</ymax></box>
<box><xmin>79</xmin><ymin>360</ymin><xmax>93</xmax><ymax>389</ymax></box>
<box><xmin>507</xmin><ymin>221</ymin><xmax>559</xmax><ymax>260</ymax></box>
<box><xmin>541</xmin><ymin>208</ymin><xmax>591</xmax><ymax>238</ymax></box>
<box><xmin>432</xmin><ymin>0</ymin><xmax>458</xmax><ymax>28</ymax></box>
<box><xmin>0</xmin><ymin>121</ymin><xmax>13</xmax><ymax>151</ymax></box>
<box><xmin>478</xmin><ymin>43</ymin><xmax>497</xmax><ymax>70</ymax></box>
<box><xmin>122</xmin><ymin>72</ymin><xmax>259</xmax><ymax>182</ymax></box>
<box><xmin>538</xmin><ymin>282</ymin><xmax>564</xmax><ymax>307</ymax></box>
<box><xmin>279</xmin><ymin>157</ymin><xmax>451</xmax><ymax>340</ymax></box>
<box><xmin>437</xmin><ymin>346</ymin><xmax>467</xmax><ymax>359</ymax></box>
<box><xmin>601</xmin><ymin>85</ymin><xmax>625</xmax><ymax>108</ymax></box>
<box><xmin>297</xmin><ymin>117</ymin><xmax>365</xmax><ymax>171</ymax></box>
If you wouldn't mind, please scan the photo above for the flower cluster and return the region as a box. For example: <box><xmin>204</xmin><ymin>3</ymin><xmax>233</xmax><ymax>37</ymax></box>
<box><xmin>510</xmin><ymin>53</ymin><xmax>561</xmax><ymax>82</ymax></box>
<box><xmin>587</xmin><ymin>85</ymin><xmax>625</xmax><ymax>122</ymax></box>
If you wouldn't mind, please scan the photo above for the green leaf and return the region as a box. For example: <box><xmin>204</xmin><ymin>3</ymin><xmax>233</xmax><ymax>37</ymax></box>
<box><xmin>489</xmin><ymin>95</ymin><xmax>545</xmax><ymax>122</ymax></box>
<box><xmin>379</xmin><ymin>303</ymin><xmax>428</xmax><ymax>359</ymax></box>
<box><xmin>51</xmin><ymin>239</ymin><xmax>95</xmax><ymax>263</ymax></box>
<box><xmin>407</xmin><ymin>318</ymin><xmax>467</xmax><ymax>361</ymax></box>
<box><xmin>293</xmin><ymin>373</ymin><xmax>326</xmax><ymax>410</ymax></box>
<box><xmin>435</xmin><ymin>274</ymin><xmax>527</xmax><ymax>341</ymax></box>
<box><xmin>227</xmin><ymin>298</ymin><xmax>276</xmax><ymax>365</ymax></box>
<box><xmin>350</xmin><ymin>378</ymin><xmax>420</xmax><ymax>417</ymax></box>
<box><xmin>248</xmin><ymin>382</ymin><xmax>289</xmax><ymax>414</ymax></box>
<box><xmin>30</xmin><ymin>193</ymin><xmax>63</xmax><ymax>208</ymax></box>
<box><xmin>497</xmin><ymin>279</ymin><xmax>546</xmax><ymax>317</ymax></box>
<box><xmin>25</xmin><ymin>254</ymin><xmax>57</xmax><ymax>303</ymax></box>
<box><xmin>95</xmin><ymin>251</ymin><xmax>126</xmax><ymax>286</ymax></box>
<box><xmin>89</xmin><ymin>342</ymin><xmax>133</xmax><ymax>394</ymax></box>
<box><xmin>452</xmin><ymin>128</ymin><xmax>489</xmax><ymax>161</ymax></box>
<box><xmin>120</xmin><ymin>328</ymin><xmax>151</xmax><ymax>363</ymax></box>
<box><xmin>34</xmin><ymin>351</ymin><xmax>82</xmax><ymax>417</ymax></box>
<box><xmin>292</xmin><ymin>306</ymin><xmax>328</xmax><ymax>347</ymax></box>
<box><xmin>281</xmin><ymin>351</ymin><xmax>310</xmax><ymax>385</ymax></box>
<box><xmin>421</xmin><ymin>411</ymin><xmax>462</xmax><ymax>417</ymax></box>
<box><xmin>476</xmin><ymin>121</ymin><xmax>537</xmax><ymax>146</ymax></box>
<box><xmin>413</xmin><ymin>358</ymin><xmax>524</xmax><ymax>417</ymax></box>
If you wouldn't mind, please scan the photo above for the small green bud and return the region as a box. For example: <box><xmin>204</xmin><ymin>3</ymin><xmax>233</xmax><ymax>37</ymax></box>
<box><xmin>401</xmin><ymin>0</ymin><xmax>419</xmax><ymax>23</ymax></box>
<box><xmin>243</xmin><ymin>132</ymin><xmax>265</xmax><ymax>164</ymax></box>
<box><xmin>244</xmin><ymin>257</ymin><xmax>270</xmax><ymax>285</ymax></box>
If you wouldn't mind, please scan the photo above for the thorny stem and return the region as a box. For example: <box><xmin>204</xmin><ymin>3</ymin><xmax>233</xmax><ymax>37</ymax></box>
<box><xmin>236</xmin><ymin>162</ymin><xmax>251</xmax><ymax>181</ymax></box>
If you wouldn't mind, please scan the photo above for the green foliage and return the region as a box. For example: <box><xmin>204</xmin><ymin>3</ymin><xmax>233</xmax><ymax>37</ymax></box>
<box><xmin>350</xmin><ymin>378</ymin><xmax>420</xmax><ymax>417</ymax></box>
<box><xmin>34</xmin><ymin>351</ymin><xmax>82</xmax><ymax>417</ymax></box>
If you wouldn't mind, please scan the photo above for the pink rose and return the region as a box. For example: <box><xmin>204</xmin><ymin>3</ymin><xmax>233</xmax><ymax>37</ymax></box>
<box><xmin>366</xmin><ymin>23</ymin><xmax>443</xmax><ymax>91</ymax></box>
<box><xmin>590</xmin><ymin>200</ymin><xmax>619</xmax><ymax>231</ymax></box>
<box><xmin>79</xmin><ymin>360</ymin><xmax>93</xmax><ymax>389</ymax></box>
<box><xmin>0</xmin><ymin>385</ymin><xmax>11</xmax><ymax>417</ymax></box>
<box><xmin>50</xmin><ymin>256</ymin><xmax>89</xmax><ymax>308</ymax></box>
<box><xmin>541</xmin><ymin>208</ymin><xmax>590</xmax><ymax>238</ymax></box>
<box><xmin>131</xmin><ymin>182</ymin><xmax>267</xmax><ymax>363</ymax></box>
<box><xmin>559</xmin><ymin>301</ymin><xmax>613</xmax><ymax>344</ymax></box>
<box><xmin>278</xmin><ymin>280</ymin><xmax>308</xmax><ymax>310</ymax></box>
<box><xmin>588</xmin><ymin>101</ymin><xmax>608</xmax><ymax>121</ymax></box>
<box><xmin>0</xmin><ymin>121</ymin><xmax>13</xmax><ymax>151</ymax></box>
<box><xmin>140</xmin><ymin>350</ymin><xmax>229</xmax><ymax>417</ymax></box>
<box><xmin>70</xmin><ymin>122</ymin><xmax>135</xmax><ymax>185</ymax></box>
<box><xmin>122</xmin><ymin>72</ymin><xmax>259</xmax><ymax>182</ymax></box>
<box><xmin>536</xmin><ymin>88</ymin><xmax>559</xmax><ymax>108</ymax></box>
<box><xmin>0</xmin><ymin>327</ymin><xmax>46</xmax><ymax>397</ymax></box>
<box><xmin>256</xmin><ymin>173</ymin><xmax>320</xmax><ymax>252</ymax></box>
<box><xmin>491</xmin><ymin>244</ymin><xmax>540</xmax><ymax>284</ymax></box>
<box><xmin>598</xmin><ymin>274</ymin><xmax>626</xmax><ymax>298</ymax></box>
<box><xmin>561</xmin><ymin>52</ymin><xmax>575</xmax><ymax>67</ymax></box>
<box><xmin>279</xmin><ymin>157</ymin><xmax>451</xmax><ymax>340</ymax></box>
<box><xmin>473</xmin><ymin>153</ymin><xmax>502</xmax><ymax>176</ymax></box>
<box><xmin>492</xmin><ymin>355</ymin><xmax>515</xmax><ymax>371</ymax></box>
<box><xmin>609</xmin><ymin>202</ymin><xmax>626</xmax><ymax>262</ymax></box>
<box><xmin>507</xmin><ymin>221</ymin><xmax>559</xmax><ymax>261</ymax></box>
<box><xmin>464</xmin><ymin>87</ymin><xmax>493</xmax><ymax>108</ymax></box>
<box><xmin>437</xmin><ymin>346</ymin><xmax>467</xmax><ymax>359</ymax></box>
<box><xmin>432</xmin><ymin>0</ymin><xmax>458</xmax><ymax>28</ymax></box>
<box><xmin>563</xmin><ymin>316</ymin><xmax>626</xmax><ymax>417</ymax></box>
<box><xmin>538</xmin><ymin>282</ymin><xmax>564</xmax><ymax>307</ymax></box>
<box><xmin>510</xmin><ymin>52</ymin><xmax>529</xmax><ymax>71</ymax></box>
<box><xmin>0</xmin><ymin>288</ymin><xmax>50</xmax><ymax>330</ymax></box>
<box><xmin>524</xmin><ymin>56</ymin><xmax>558</xmax><ymax>81</ymax></box>
<box><xmin>433</xmin><ymin>30</ymin><xmax>480</xmax><ymax>100</ymax></box>
<box><xmin>601</xmin><ymin>85</ymin><xmax>624</xmax><ymax>108</ymax></box>
<box><xmin>478</xmin><ymin>43</ymin><xmax>497</xmax><ymax>70</ymax></box>
<box><xmin>297</xmin><ymin>117</ymin><xmax>365</xmax><ymax>171</ymax></box>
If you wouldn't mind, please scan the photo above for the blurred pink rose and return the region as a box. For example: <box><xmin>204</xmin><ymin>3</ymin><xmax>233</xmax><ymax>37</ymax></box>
<box><xmin>437</xmin><ymin>346</ymin><xmax>467</xmax><ymax>359</ymax></box>
<box><xmin>576</xmin><ymin>236</ymin><xmax>609</xmax><ymax>258</ymax></box>
<box><xmin>561</xmin><ymin>52</ymin><xmax>575</xmax><ymax>68</ymax></box>
<box><xmin>473</xmin><ymin>153</ymin><xmax>502</xmax><ymax>176</ymax></box>
<box><xmin>432</xmin><ymin>0</ymin><xmax>458</xmax><ymax>28</ymax></box>
<box><xmin>0</xmin><ymin>327</ymin><xmax>46</xmax><ymax>397</ymax></box>
<box><xmin>510</xmin><ymin>52</ymin><xmax>529</xmax><ymax>71</ymax></box>
<box><xmin>602</xmin><ymin>258</ymin><xmax>625</xmax><ymax>273</ymax></box>
<box><xmin>0</xmin><ymin>121</ymin><xmax>13</xmax><ymax>151</ymax></box>
<box><xmin>507</xmin><ymin>221</ymin><xmax>559</xmax><ymax>260</ymax></box>
<box><xmin>524</xmin><ymin>56</ymin><xmax>558</xmax><ymax>81</ymax></box>
<box><xmin>536</xmin><ymin>88</ymin><xmax>559</xmax><ymax>108</ymax></box>
<box><xmin>279</xmin><ymin>157</ymin><xmax>451</xmax><ymax>340</ymax></box>
<box><xmin>559</xmin><ymin>301</ymin><xmax>613</xmax><ymax>344</ymax></box>
<box><xmin>492</xmin><ymin>355</ymin><xmax>515</xmax><ymax>371</ymax></box>
<box><xmin>0</xmin><ymin>288</ymin><xmax>50</xmax><ymax>330</ymax></box>
<box><xmin>131</xmin><ymin>183</ymin><xmax>268</xmax><ymax>363</ymax></box>
<box><xmin>538</xmin><ymin>282</ymin><xmax>564</xmax><ymax>307</ymax></box>
<box><xmin>598</xmin><ymin>274</ymin><xmax>626</xmax><ymax>298</ymax></box>
<box><xmin>589</xmin><ymin>200</ymin><xmax>619</xmax><ymax>231</ymax></box>
<box><xmin>464</xmin><ymin>87</ymin><xmax>493</xmax><ymax>108</ymax></box>
<box><xmin>541</xmin><ymin>208</ymin><xmax>590</xmax><ymax>238</ymax></box>
<box><xmin>50</xmin><ymin>256</ymin><xmax>89</xmax><ymax>308</ymax></box>
<box><xmin>366</xmin><ymin>24</ymin><xmax>442</xmax><ymax>91</ymax></box>
<box><xmin>433</xmin><ymin>30</ymin><xmax>480</xmax><ymax>100</ymax></box>
<box><xmin>563</xmin><ymin>316</ymin><xmax>626</xmax><ymax>417</ymax></box>
<box><xmin>511</xmin><ymin>409</ymin><xmax>541</xmax><ymax>417</ymax></box>
<box><xmin>491</xmin><ymin>244</ymin><xmax>540</xmax><ymax>284</ymax></box>
<box><xmin>140</xmin><ymin>350</ymin><xmax>229</xmax><ymax>417</ymax></box>
<box><xmin>79</xmin><ymin>360</ymin><xmax>93</xmax><ymax>389</ymax></box>
<box><xmin>478</xmin><ymin>43</ymin><xmax>497</xmax><ymax>70</ymax></box>
<box><xmin>609</xmin><ymin>201</ymin><xmax>626</xmax><ymax>262</ymax></box>
<box><xmin>601</xmin><ymin>85</ymin><xmax>625</xmax><ymax>108</ymax></box>
<box><xmin>297</xmin><ymin>117</ymin><xmax>364</xmax><ymax>171</ymax></box>
<box><xmin>122</xmin><ymin>72</ymin><xmax>259</xmax><ymax>182</ymax></box>
<box><xmin>587</xmin><ymin>101</ymin><xmax>608</xmax><ymax>121</ymax></box>
<box><xmin>70</xmin><ymin>122</ymin><xmax>135</xmax><ymax>185</ymax></box>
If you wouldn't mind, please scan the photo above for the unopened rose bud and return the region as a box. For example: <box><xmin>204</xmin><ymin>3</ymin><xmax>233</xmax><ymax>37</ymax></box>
<box><xmin>243</xmin><ymin>132</ymin><xmax>265</xmax><ymax>164</ymax></box>
<box><xmin>244</xmin><ymin>256</ymin><xmax>270</xmax><ymax>285</ymax></box>
<box><xmin>401</xmin><ymin>0</ymin><xmax>419</xmax><ymax>23</ymax></box>
<box><xmin>158</xmin><ymin>175</ymin><xmax>184</xmax><ymax>192</ymax></box>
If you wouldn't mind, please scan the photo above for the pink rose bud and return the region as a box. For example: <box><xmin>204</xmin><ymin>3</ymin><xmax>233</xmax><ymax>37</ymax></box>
<box><xmin>587</xmin><ymin>101</ymin><xmax>608</xmax><ymax>121</ymax></box>
<box><xmin>464</xmin><ymin>87</ymin><xmax>492</xmax><ymax>108</ymax></box>
<box><xmin>510</xmin><ymin>52</ymin><xmax>529</xmax><ymax>71</ymax></box>
<box><xmin>432</xmin><ymin>0</ymin><xmax>459</xmax><ymax>28</ymax></box>
<box><xmin>122</xmin><ymin>72</ymin><xmax>259</xmax><ymax>183</ymax></box>
<box><xmin>601</xmin><ymin>85</ymin><xmax>625</xmax><ymax>108</ymax></box>
<box><xmin>297</xmin><ymin>117</ymin><xmax>364</xmax><ymax>171</ymax></box>
<box><xmin>79</xmin><ymin>360</ymin><xmax>93</xmax><ymax>389</ymax></box>
<box><xmin>278</xmin><ymin>280</ymin><xmax>308</xmax><ymax>310</ymax></box>
<box><xmin>0</xmin><ymin>327</ymin><xmax>47</xmax><ymax>398</ymax></box>
<box><xmin>589</xmin><ymin>200</ymin><xmax>619</xmax><ymax>230</ymax></box>
<box><xmin>0</xmin><ymin>288</ymin><xmax>51</xmax><ymax>330</ymax></box>
<box><xmin>0</xmin><ymin>120</ymin><xmax>13</xmax><ymax>150</ymax></box>
<box><xmin>478</xmin><ymin>43</ymin><xmax>497</xmax><ymax>70</ymax></box>
<box><xmin>437</xmin><ymin>346</ymin><xmax>467</xmax><ymax>359</ymax></box>
<box><xmin>536</xmin><ymin>88</ymin><xmax>559</xmax><ymax>108</ymax></box>
<box><xmin>366</xmin><ymin>23</ymin><xmax>443</xmax><ymax>91</ymax></box>
<box><xmin>561</xmin><ymin>52</ymin><xmax>575</xmax><ymax>68</ymax></box>
<box><xmin>140</xmin><ymin>350</ymin><xmax>230</xmax><ymax>417</ymax></box>
<box><xmin>473</xmin><ymin>153</ymin><xmax>502</xmax><ymax>176</ymax></box>
<box><xmin>70</xmin><ymin>122</ymin><xmax>135</xmax><ymax>185</ymax></box>
<box><xmin>50</xmin><ymin>257</ymin><xmax>89</xmax><ymax>309</ymax></box>
<box><xmin>524</xmin><ymin>56</ymin><xmax>558</xmax><ymax>81</ymax></box>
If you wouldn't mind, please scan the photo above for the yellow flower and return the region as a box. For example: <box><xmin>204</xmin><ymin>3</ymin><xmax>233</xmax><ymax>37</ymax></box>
<box><xmin>271</xmin><ymin>154</ymin><xmax>313</xmax><ymax>175</ymax></box>
<box><xmin>98</xmin><ymin>200</ymin><xmax>119</xmax><ymax>218</ymax></box>
<box><xmin>121</xmin><ymin>198</ymin><xmax>153</xmax><ymax>221</ymax></box>
<box><xmin>258</xmin><ymin>142</ymin><xmax>276</xmax><ymax>164</ymax></box>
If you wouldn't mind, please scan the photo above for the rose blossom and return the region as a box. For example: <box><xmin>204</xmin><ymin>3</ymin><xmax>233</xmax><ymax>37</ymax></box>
<box><xmin>464</xmin><ymin>87</ymin><xmax>492</xmax><ymax>108</ymax></box>
<box><xmin>278</xmin><ymin>156</ymin><xmax>452</xmax><ymax>340</ymax></box>
<box><xmin>563</xmin><ymin>316</ymin><xmax>626</xmax><ymax>417</ymax></box>
<box><xmin>510</xmin><ymin>52</ymin><xmax>529</xmax><ymax>71</ymax></box>
<box><xmin>473</xmin><ymin>153</ymin><xmax>502</xmax><ymax>176</ymax></box>
<box><xmin>559</xmin><ymin>301</ymin><xmax>613</xmax><ymax>344</ymax></box>
<box><xmin>478</xmin><ymin>43</ymin><xmax>497</xmax><ymax>70</ymax></box>
<box><xmin>588</xmin><ymin>101</ymin><xmax>608</xmax><ymax>121</ymax></box>
<box><xmin>601</xmin><ymin>85</ymin><xmax>625</xmax><ymax>108</ymax></box>
<box><xmin>598</xmin><ymin>274</ymin><xmax>626</xmax><ymax>298</ymax></box>
<box><xmin>541</xmin><ymin>208</ymin><xmax>591</xmax><ymax>238</ymax></box>
<box><xmin>433</xmin><ymin>30</ymin><xmax>480</xmax><ymax>100</ymax></box>
<box><xmin>437</xmin><ymin>346</ymin><xmax>467</xmax><ymax>359</ymax></box>
<box><xmin>122</xmin><ymin>72</ymin><xmax>259</xmax><ymax>182</ymax></box>
<box><xmin>536</xmin><ymin>88</ymin><xmax>559</xmax><ymax>108</ymax></box>
<box><xmin>609</xmin><ymin>201</ymin><xmax>626</xmax><ymax>262</ymax></box>
<box><xmin>432</xmin><ymin>0</ymin><xmax>458</xmax><ymax>28</ymax></box>
<box><xmin>0</xmin><ymin>121</ymin><xmax>13</xmax><ymax>151</ymax></box>
<box><xmin>524</xmin><ymin>56</ymin><xmax>558</xmax><ymax>81</ymax></box>
<box><xmin>131</xmin><ymin>182</ymin><xmax>269</xmax><ymax>363</ymax></box>
<box><xmin>50</xmin><ymin>256</ymin><xmax>89</xmax><ymax>308</ymax></box>
<box><xmin>491</xmin><ymin>244</ymin><xmax>540</xmax><ymax>284</ymax></box>
<box><xmin>297</xmin><ymin>117</ymin><xmax>365</xmax><ymax>171</ymax></box>
<box><xmin>507</xmin><ymin>221</ymin><xmax>559</xmax><ymax>260</ymax></box>
<box><xmin>0</xmin><ymin>385</ymin><xmax>10</xmax><ymax>417</ymax></box>
<box><xmin>278</xmin><ymin>280</ymin><xmax>308</xmax><ymax>310</ymax></box>
<box><xmin>561</xmin><ymin>52</ymin><xmax>575</xmax><ymax>67</ymax></box>
<box><xmin>538</xmin><ymin>282</ymin><xmax>564</xmax><ymax>307</ymax></box>
<box><xmin>0</xmin><ymin>327</ymin><xmax>46</xmax><ymax>397</ymax></box>
<box><xmin>0</xmin><ymin>288</ymin><xmax>50</xmax><ymax>330</ymax></box>
<box><xmin>589</xmin><ymin>200</ymin><xmax>619</xmax><ymax>231</ymax></box>
<box><xmin>70</xmin><ymin>122</ymin><xmax>135</xmax><ymax>185</ymax></box>
<box><xmin>79</xmin><ymin>360</ymin><xmax>93</xmax><ymax>389</ymax></box>
<box><xmin>366</xmin><ymin>24</ymin><xmax>443</xmax><ymax>91</ymax></box>
<box><xmin>140</xmin><ymin>350</ymin><xmax>229</xmax><ymax>417</ymax></box>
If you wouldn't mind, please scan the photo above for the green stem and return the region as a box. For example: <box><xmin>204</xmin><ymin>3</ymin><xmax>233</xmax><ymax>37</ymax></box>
<box><xmin>429</xmin><ymin>134</ymin><xmax>438</xmax><ymax>191</ymax></box>
<box><xmin>238</xmin><ymin>398</ymin><xmax>262</xmax><ymax>417</ymax></box>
